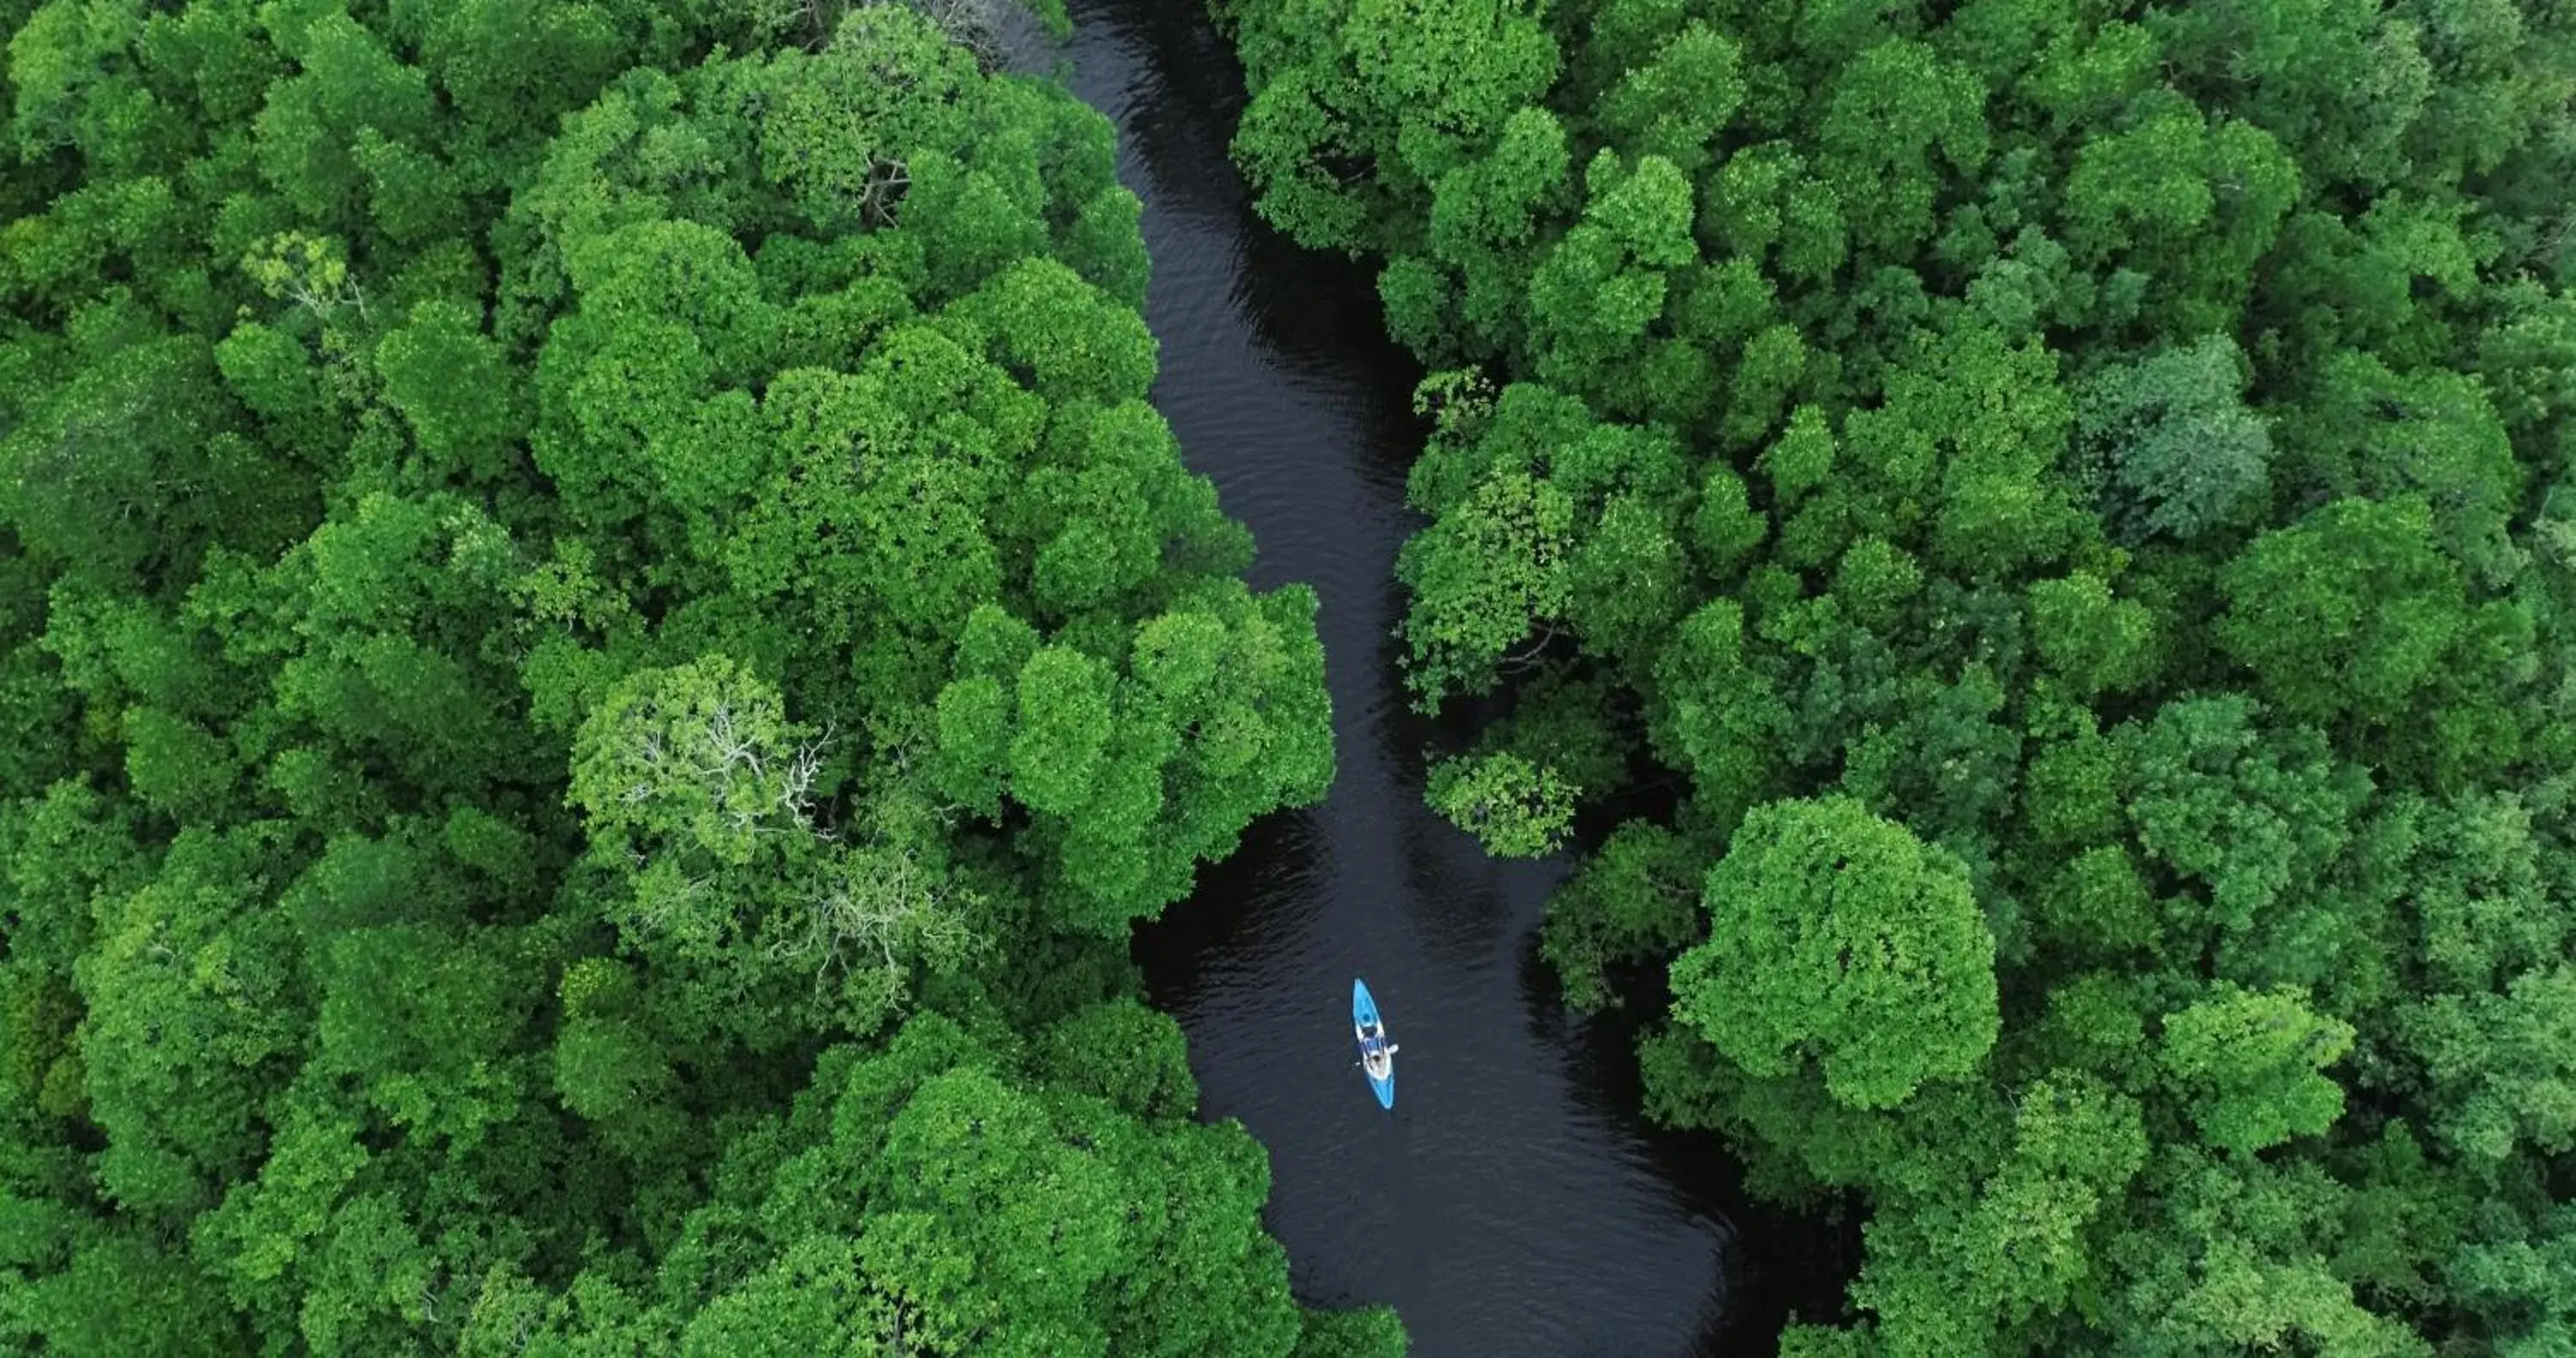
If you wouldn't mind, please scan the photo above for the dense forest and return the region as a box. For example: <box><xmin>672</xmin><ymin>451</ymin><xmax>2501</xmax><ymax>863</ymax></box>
<box><xmin>0</xmin><ymin>0</ymin><xmax>1413</xmax><ymax>1353</ymax></box>
<box><xmin>1215</xmin><ymin>0</ymin><xmax>2576</xmax><ymax>1350</ymax></box>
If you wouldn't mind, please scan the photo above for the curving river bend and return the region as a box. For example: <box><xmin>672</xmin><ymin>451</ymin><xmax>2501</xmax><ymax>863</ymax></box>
<box><xmin>1026</xmin><ymin>0</ymin><xmax>1832</xmax><ymax>1351</ymax></box>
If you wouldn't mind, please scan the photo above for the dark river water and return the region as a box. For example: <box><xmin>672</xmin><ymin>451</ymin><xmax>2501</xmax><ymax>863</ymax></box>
<box><xmin>1029</xmin><ymin>1</ymin><xmax>1833</xmax><ymax>1352</ymax></box>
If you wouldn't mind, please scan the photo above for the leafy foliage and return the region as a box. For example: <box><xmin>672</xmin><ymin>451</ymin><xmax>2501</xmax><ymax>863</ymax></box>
<box><xmin>0</xmin><ymin>3</ymin><xmax>1363</xmax><ymax>1353</ymax></box>
<box><xmin>1671</xmin><ymin>796</ymin><xmax>1999</xmax><ymax>1111</ymax></box>
<box><xmin>1217</xmin><ymin>0</ymin><xmax>2576</xmax><ymax>1342</ymax></box>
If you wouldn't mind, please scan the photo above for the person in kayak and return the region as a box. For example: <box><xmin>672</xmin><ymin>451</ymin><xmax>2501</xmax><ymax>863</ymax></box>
<box><xmin>1357</xmin><ymin>1031</ymin><xmax>1399</xmax><ymax>1077</ymax></box>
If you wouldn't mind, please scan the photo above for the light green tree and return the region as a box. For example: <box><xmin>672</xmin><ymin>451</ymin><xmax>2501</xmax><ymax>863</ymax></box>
<box><xmin>1671</xmin><ymin>796</ymin><xmax>2001</xmax><ymax>1110</ymax></box>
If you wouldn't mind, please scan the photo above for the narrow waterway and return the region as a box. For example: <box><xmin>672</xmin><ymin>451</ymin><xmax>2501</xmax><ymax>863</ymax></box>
<box><xmin>1030</xmin><ymin>1</ymin><xmax>1813</xmax><ymax>1353</ymax></box>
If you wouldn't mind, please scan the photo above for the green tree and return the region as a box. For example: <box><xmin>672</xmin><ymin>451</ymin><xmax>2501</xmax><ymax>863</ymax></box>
<box><xmin>1425</xmin><ymin>749</ymin><xmax>1577</xmax><ymax>858</ymax></box>
<box><xmin>2215</xmin><ymin>495</ymin><xmax>2470</xmax><ymax>725</ymax></box>
<box><xmin>1670</xmin><ymin>796</ymin><xmax>2001</xmax><ymax>1110</ymax></box>
<box><xmin>1216</xmin><ymin>0</ymin><xmax>2576</xmax><ymax>1345</ymax></box>
<box><xmin>2071</xmin><ymin>335</ymin><xmax>2274</xmax><ymax>543</ymax></box>
<box><xmin>2160</xmin><ymin>983</ymin><xmax>2355</xmax><ymax>1156</ymax></box>
<box><xmin>0</xmin><ymin>9</ymin><xmax>1373</xmax><ymax>1349</ymax></box>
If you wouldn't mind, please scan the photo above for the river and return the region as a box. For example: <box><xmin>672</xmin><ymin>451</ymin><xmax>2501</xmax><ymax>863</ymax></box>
<box><xmin>1027</xmin><ymin>0</ymin><xmax>1826</xmax><ymax>1352</ymax></box>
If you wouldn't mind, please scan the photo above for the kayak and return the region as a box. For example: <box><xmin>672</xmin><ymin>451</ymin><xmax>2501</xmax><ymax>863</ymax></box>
<box><xmin>1352</xmin><ymin>978</ymin><xmax>1395</xmax><ymax>1109</ymax></box>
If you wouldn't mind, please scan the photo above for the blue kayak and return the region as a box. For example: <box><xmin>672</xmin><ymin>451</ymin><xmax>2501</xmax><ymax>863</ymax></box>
<box><xmin>1352</xmin><ymin>978</ymin><xmax>1396</xmax><ymax>1109</ymax></box>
